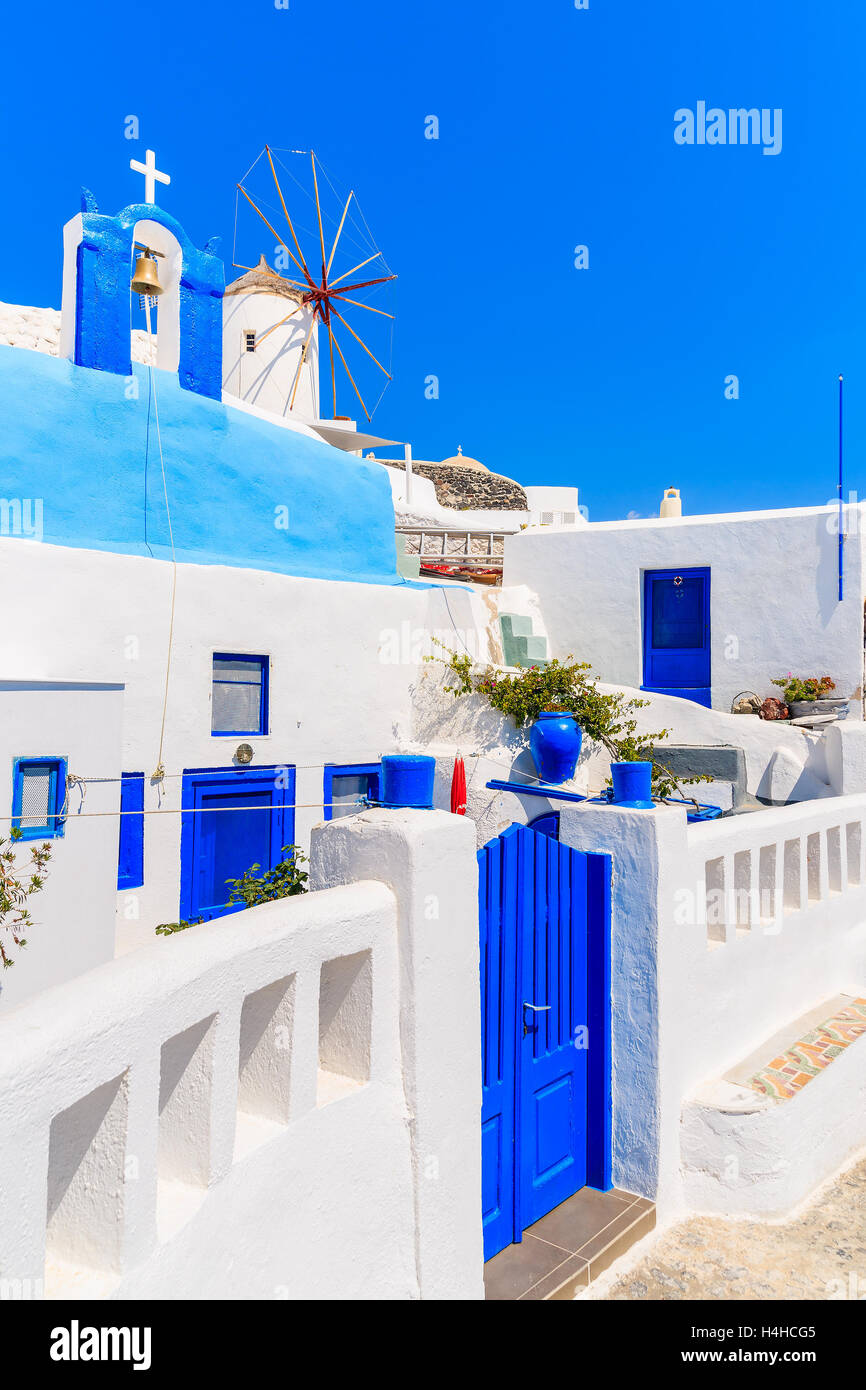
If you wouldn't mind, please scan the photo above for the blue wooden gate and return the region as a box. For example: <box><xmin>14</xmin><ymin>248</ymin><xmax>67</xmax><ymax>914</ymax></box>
<box><xmin>479</xmin><ymin>822</ymin><xmax>612</xmax><ymax>1261</ymax></box>
<box><xmin>642</xmin><ymin>566</ymin><xmax>711</xmax><ymax>707</ymax></box>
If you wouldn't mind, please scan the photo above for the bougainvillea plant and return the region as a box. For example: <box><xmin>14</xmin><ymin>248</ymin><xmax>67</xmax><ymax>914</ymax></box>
<box><xmin>0</xmin><ymin>830</ymin><xmax>52</xmax><ymax>968</ymax></box>
<box><xmin>771</xmin><ymin>675</ymin><xmax>836</xmax><ymax>704</ymax></box>
<box><xmin>425</xmin><ymin>640</ymin><xmax>708</xmax><ymax>801</ymax></box>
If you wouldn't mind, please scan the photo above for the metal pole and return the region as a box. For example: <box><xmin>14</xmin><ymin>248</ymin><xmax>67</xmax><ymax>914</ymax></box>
<box><xmin>838</xmin><ymin>374</ymin><xmax>844</xmax><ymax>602</ymax></box>
<box><xmin>404</xmin><ymin>441</ymin><xmax>414</xmax><ymax>505</ymax></box>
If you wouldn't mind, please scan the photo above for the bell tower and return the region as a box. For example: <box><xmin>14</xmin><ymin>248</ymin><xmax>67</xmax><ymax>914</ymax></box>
<box><xmin>59</xmin><ymin>173</ymin><xmax>225</xmax><ymax>400</ymax></box>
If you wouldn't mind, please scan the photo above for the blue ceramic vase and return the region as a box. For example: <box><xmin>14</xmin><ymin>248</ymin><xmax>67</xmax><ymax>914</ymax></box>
<box><xmin>529</xmin><ymin>711</ymin><xmax>582</xmax><ymax>785</ymax></box>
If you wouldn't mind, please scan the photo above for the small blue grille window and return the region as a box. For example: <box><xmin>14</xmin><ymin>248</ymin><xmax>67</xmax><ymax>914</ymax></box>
<box><xmin>12</xmin><ymin>757</ymin><xmax>67</xmax><ymax>840</ymax></box>
<box><xmin>212</xmin><ymin>654</ymin><xmax>269</xmax><ymax>736</ymax></box>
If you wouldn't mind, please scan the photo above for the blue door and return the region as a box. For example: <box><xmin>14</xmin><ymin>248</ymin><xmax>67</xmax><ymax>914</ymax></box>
<box><xmin>642</xmin><ymin>567</ymin><xmax>711</xmax><ymax>707</ymax></box>
<box><xmin>479</xmin><ymin>823</ymin><xmax>612</xmax><ymax>1261</ymax></box>
<box><xmin>180</xmin><ymin>766</ymin><xmax>295</xmax><ymax>923</ymax></box>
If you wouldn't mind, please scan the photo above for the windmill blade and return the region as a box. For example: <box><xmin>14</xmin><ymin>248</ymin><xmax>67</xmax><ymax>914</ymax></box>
<box><xmin>326</xmin><ymin>318</ymin><xmax>337</xmax><ymax>419</ymax></box>
<box><xmin>328</xmin><ymin>252</ymin><xmax>383</xmax><ymax>289</ymax></box>
<box><xmin>289</xmin><ymin>307</ymin><xmax>320</xmax><ymax>411</ymax></box>
<box><xmin>330</xmin><ymin>294</ymin><xmax>395</xmax><ymax>319</ymax></box>
<box><xmin>326</xmin><ymin>190</ymin><xmax>355</xmax><ymax>279</ymax></box>
<box><xmin>329</xmin><ymin>305</ymin><xmax>393</xmax><ymax>380</ymax></box>
<box><xmin>236</xmin><ymin>185</ymin><xmax>309</xmax><ymax>283</ymax></box>
<box><xmin>253</xmin><ymin>302</ymin><xmax>307</xmax><ymax>350</ymax></box>
<box><xmin>330</xmin><ymin>324</ymin><xmax>372</xmax><ymax>422</ymax></box>
<box><xmin>311</xmin><ymin>151</ymin><xmax>328</xmax><ymax>283</ymax></box>
<box><xmin>332</xmin><ymin>274</ymin><xmax>397</xmax><ymax>295</ymax></box>
<box><xmin>265</xmin><ymin>147</ymin><xmax>317</xmax><ymax>290</ymax></box>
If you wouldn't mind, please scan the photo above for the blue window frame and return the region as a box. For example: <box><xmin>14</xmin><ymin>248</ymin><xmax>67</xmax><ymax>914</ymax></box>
<box><xmin>212</xmin><ymin>653</ymin><xmax>269</xmax><ymax>736</ymax></box>
<box><xmin>323</xmin><ymin>763</ymin><xmax>382</xmax><ymax>821</ymax></box>
<box><xmin>12</xmin><ymin>756</ymin><xmax>67</xmax><ymax>841</ymax></box>
<box><xmin>117</xmin><ymin>772</ymin><xmax>145</xmax><ymax>890</ymax></box>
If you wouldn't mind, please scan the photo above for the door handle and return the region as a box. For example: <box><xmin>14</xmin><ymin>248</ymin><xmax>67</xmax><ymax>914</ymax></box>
<box><xmin>523</xmin><ymin>1001</ymin><xmax>550</xmax><ymax>1037</ymax></box>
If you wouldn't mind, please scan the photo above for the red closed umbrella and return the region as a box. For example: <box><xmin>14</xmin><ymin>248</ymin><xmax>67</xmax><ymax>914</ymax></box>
<box><xmin>450</xmin><ymin>755</ymin><xmax>467</xmax><ymax>815</ymax></box>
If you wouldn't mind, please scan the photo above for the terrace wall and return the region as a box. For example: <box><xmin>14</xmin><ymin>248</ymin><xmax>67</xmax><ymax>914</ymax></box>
<box><xmin>0</xmin><ymin>809</ymin><xmax>483</xmax><ymax>1301</ymax></box>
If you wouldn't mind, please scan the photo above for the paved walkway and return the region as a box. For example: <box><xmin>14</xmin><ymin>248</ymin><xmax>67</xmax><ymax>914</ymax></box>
<box><xmin>598</xmin><ymin>1157</ymin><xmax>866</xmax><ymax>1301</ymax></box>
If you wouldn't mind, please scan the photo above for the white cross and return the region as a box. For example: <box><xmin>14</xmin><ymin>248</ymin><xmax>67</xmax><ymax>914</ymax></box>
<box><xmin>129</xmin><ymin>148</ymin><xmax>171</xmax><ymax>205</ymax></box>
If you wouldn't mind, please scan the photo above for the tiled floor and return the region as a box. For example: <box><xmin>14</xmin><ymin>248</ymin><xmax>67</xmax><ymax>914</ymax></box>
<box><xmin>483</xmin><ymin>1187</ymin><xmax>656</xmax><ymax>1301</ymax></box>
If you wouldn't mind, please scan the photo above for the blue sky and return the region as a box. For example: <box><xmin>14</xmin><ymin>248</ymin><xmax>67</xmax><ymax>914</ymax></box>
<box><xmin>2</xmin><ymin>0</ymin><xmax>864</xmax><ymax>520</ymax></box>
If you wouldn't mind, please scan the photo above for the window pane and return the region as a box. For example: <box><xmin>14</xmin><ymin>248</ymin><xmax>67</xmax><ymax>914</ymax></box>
<box><xmin>331</xmin><ymin>774</ymin><xmax>370</xmax><ymax>818</ymax></box>
<box><xmin>212</xmin><ymin>680</ymin><xmax>261</xmax><ymax>733</ymax></box>
<box><xmin>20</xmin><ymin>764</ymin><xmax>51</xmax><ymax>827</ymax></box>
<box><xmin>213</xmin><ymin>658</ymin><xmax>263</xmax><ymax>684</ymax></box>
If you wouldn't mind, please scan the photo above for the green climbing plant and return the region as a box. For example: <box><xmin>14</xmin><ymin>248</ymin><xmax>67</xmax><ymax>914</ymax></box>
<box><xmin>225</xmin><ymin>845</ymin><xmax>308</xmax><ymax>909</ymax></box>
<box><xmin>425</xmin><ymin>639</ymin><xmax>708</xmax><ymax>801</ymax></box>
<box><xmin>156</xmin><ymin>847</ymin><xmax>308</xmax><ymax>938</ymax></box>
<box><xmin>0</xmin><ymin>829</ymin><xmax>52</xmax><ymax>969</ymax></box>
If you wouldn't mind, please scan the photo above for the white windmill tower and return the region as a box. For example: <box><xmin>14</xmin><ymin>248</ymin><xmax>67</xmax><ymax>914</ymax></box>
<box><xmin>222</xmin><ymin>255</ymin><xmax>320</xmax><ymax>420</ymax></box>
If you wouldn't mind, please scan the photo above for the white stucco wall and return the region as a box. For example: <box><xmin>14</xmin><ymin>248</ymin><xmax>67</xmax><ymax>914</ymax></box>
<box><xmin>523</xmin><ymin>484</ymin><xmax>584</xmax><ymax>527</ymax></box>
<box><xmin>222</xmin><ymin>289</ymin><xmax>319</xmax><ymax>421</ymax></box>
<box><xmin>503</xmin><ymin>505</ymin><xmax>866</xmax><ymax>714</ymax></box>
<box><xmin>561</xmin><ymin>797</ymin><xmax>866</xmax><ymax>1221</ymax></box>
<box><xmin>0</xmin><ymin>538</ymin><xmax>500</xmax><ymax>950</ymax></box>
<box><xmin>0</xmin><ymin>681</ymin><xmax>124</xmax><ymax>1011</ymax></box>
<box><xmin>0</xmin><ymin>811</ymin><xmax>484</xmax><ymax>1301</ymax></box>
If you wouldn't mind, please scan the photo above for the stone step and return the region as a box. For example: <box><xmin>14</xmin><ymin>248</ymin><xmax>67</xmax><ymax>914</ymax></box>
<box><xmin>499</xmin><ymin>613</ymin><xmax>548</xmax><ymax>669</ymax></box>
<box><xmin>499</xmin><ymin>614</ymin><xmax>533</xmax><ymax>640</ymax></box>
<box><xmin>682</xmin><ymin>994</ymin><xmax>866</xmax><ymax>1216</ymax></box>
<box><xmin>514</xmin><ymin>635</ymin><xmax>548</xmax><ymax>665</ymax></box>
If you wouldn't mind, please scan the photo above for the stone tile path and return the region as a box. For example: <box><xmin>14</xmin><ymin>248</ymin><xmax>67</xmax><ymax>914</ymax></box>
<box><xmin>595</xmin><ymin>1156</ymin><xmax>866</xmax><ymax>1301</ymax></box>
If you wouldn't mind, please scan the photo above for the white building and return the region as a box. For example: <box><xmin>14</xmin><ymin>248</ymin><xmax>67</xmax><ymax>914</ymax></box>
<box><xmin>504</xmin><ymin>502</ymin><xmax>865</xmax><ymax>717</ymax></box>
<box><xmin>2</xmin><ymin>175</ymin><xmax>866</xmax><ymax>1305</ymax></box>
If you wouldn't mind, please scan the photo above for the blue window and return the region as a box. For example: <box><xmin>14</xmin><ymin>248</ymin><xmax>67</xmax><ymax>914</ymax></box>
<box><xmin>323</xmin><ymin>763</ymin><xmax>382</xmax><ymax>820</ymax></box>
<box><xmin>212</xmin><ymin>653</ymin><xmax>269</xmax><ymax>736</ymax></box>
<box><xmin>12</xmin><ymin>757</ymin><xmax>67</xmax><ymax>840</ymax></box>
<box><xmin>117</xmin><ymin>772</ymin><xmax>145</xmax><ymax>889</ymax></box>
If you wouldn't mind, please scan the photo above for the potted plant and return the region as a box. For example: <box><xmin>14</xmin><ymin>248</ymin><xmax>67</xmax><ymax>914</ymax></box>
<box><xmin>770</xmin><ymin>675</ymin><xmax>849</xmax><ymax>720</ymax></box>
<box><xmin>425</xmin><ymin>639</ymin><xmax>710</xmax><ymax>803</ymax></box>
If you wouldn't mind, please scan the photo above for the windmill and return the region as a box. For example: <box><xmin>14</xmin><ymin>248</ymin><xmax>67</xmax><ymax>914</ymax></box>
<box><xmin>232</xmin><ymin>147</ymin><xmax>396</xmax><ymax>423</ymax></box>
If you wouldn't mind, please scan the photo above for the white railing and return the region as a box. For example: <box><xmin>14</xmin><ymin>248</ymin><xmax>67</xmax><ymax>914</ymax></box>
<box><xmin>0</xmin><ymin>880</ymin><xmax>401</xmax><ymax>1300</ymax></box>
<box><xmin>686</xmin><ymin>795</ymin><xmax>866</xmax><ymax>946</ymax></box>
<box><xmin>396</xmin><ymin>526</ymin><xmax>505</xmax><ymax>572</ymax></box>
<box><xmin>0</xmin><ymin>810</ymin><xmax>484</xmax><ymax>1302</ymax></box>
<box><xmin>561</xmin><ymin>795</ymin><xmax>866</xmax><ymax>1214</ymax></box>
<box><xmin>677</xmin><ymin>798</ymin><xmax>866</xmax><ymax>1085</ymax></box>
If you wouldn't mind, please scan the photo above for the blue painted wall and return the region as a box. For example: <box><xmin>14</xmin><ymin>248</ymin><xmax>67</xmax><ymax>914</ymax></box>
<box><xmin>0</xmin><ymin>346</ymin><xmax>401</xmax><ymax>585</ymax></box>
<box><xmin>74</xmin><ymin>201</ymin><xmax>224</xmax><ymax>400</ymax></box>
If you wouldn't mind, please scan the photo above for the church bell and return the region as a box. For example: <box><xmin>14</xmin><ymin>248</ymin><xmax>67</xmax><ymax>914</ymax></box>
<box><xmin>131</xmin><ymin>249</ymin><xmax>164</xmax><ymax>297</ymax></box>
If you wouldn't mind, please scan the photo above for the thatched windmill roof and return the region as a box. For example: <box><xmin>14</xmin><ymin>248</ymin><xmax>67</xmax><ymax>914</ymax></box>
<box><xmin>224</xmin><ymin>255</ymin><xmax>308</xmax><ymax>302</ymax></box>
